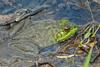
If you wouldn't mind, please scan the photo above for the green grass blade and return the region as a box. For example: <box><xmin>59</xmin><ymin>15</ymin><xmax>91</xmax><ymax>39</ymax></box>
<box><xmin>83</xmin><ymin>48</ymin><xmax>93</xmax><ymax>67</ymax></box>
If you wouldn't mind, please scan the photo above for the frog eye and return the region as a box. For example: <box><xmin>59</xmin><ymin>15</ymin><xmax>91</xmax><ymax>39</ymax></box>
<box><xmin>64</xmin><ymin>27</ymin><xmax>69</xmax><ymax>29</ymax></box>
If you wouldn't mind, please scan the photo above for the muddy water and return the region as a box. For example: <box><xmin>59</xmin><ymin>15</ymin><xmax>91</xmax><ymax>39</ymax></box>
<box><xmin>0</xmin><ymin>0</ymin><xmax>100</xmax><ymax>67</ymax></box>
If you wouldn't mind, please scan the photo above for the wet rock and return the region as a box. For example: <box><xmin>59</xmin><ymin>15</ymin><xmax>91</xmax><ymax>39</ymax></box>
<box><xmin>0</xmin><ymin>7</ymin><xmax>61</xmax><ymax>66</ymax></box>
<box><xmin>0</xmin><ymin>6</ymin><xmax>61</xmax><ymax>62</ymax></box>
<box><xmin>0</xmin><ymin>0</ymin><xmax>100</xmax><ymax>24</ymax></box>
<box><xmin>9</xmin><ymin>19</ymin><xmax>60</xmax><ymax>49</ymax></box>
<box><xmin>9</xmin><ymin>58</ymin><xmax>33</xmax><ymax>67</ymax></box>
<box><xmin>94</xmin><ymin>0</ymin><xmax>100</xmax><ymax>4</ymax></box>
<box><xmin>0</xmin><ymin>0</ymin><xmax>100</xmax><ymax>67</ymax></box>
<box><xmin>0</xmin><ymin>0</ymin><xmax>33</xmax><ymax>14</ymax></box>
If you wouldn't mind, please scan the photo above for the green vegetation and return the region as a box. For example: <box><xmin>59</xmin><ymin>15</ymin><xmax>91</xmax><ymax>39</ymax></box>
<box><xmin>54</xmin><ymin>19</ymin><xmax>100</xmax><ymax>67</ymax></box>
<box><xmin>83</xmin><ymin>48</ymin><xmax>93</xmax><ymax>67</ymax></box>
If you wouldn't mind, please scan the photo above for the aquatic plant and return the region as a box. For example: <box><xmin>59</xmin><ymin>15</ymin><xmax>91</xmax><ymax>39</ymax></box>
<box><xmin>83</xmin><ymin>24</ymin><xmax>100</xmax><ymax>67</ymax></box>
<box><xmin>54</xmin><ymin>0</ymin><xmax>100</xmax><ymax>66</ymax></box>
<box><xmin>83</xmin><ymin>47</ymin><xmax>93</xmax><ymax>67</ymax></box>
<box><xmin>54</xmin><ymin>19</ymin><xmax>100</xmax><ymax>67</ymax></box>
